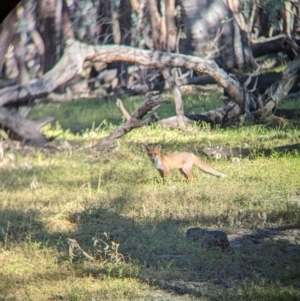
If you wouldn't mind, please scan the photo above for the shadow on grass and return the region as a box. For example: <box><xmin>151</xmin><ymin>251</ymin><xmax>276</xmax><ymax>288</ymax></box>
<box><xmin>0</xmin><ymin>164</ymin><xmax>92</xmax><ymax>193</ymax></box>
<box><xmin>1</xmin><ymin>201</ymin><xmax>300</xmax><ymax>300</ymax></box>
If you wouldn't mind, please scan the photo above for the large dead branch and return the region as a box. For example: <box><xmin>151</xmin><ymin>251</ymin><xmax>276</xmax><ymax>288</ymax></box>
<box><xmin>0</xmin><ymin>39</ymin><xmax>247</xmax><ymax>108</ymax></box>
<box><xmin>3</xmin><ymin>38</ymin><xmax>295</xmax><ymax>115</ymax></box>
<box><xmin>95</xmin><ymin>94</ymin><xmax>168</xmax><ymax>151</ymax></box>
<box><xmin>1</xmin><ymin>39</ymin><xmax>300</xmax><ymax>146</ymax></box>
<box><xmin>116</xmin><ymin>98</ymin><xmax>241</xmax><ymax>128</ymax></box>
<box><xmin>0</xmin><ymin>38</ymin><xmax>251</xmax><ymax>140</ymax></box>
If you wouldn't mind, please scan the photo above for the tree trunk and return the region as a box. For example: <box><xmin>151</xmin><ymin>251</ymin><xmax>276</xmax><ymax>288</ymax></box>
<box><xmin>0</xmin><ymin>6</ymin><xmax>17</xmax><ymax>77</ymax></box>
<box><xmin>119</xmin><ymin>0</ymin><xmax>132</xmax><ymax>45</ymax></box>
<box><xmin>211</xmin><ymin>13</ymin><xmax>258</xmax><ymax>71</ymax></box>
<box><xmin>111</xmin><ymin>0</ymin><xmax>121</xmax><ymax>44</ymax></box>
<box><xmin>180</xmin><ymin>0</ymin><xmax>227</xmax><ymax>55</ymax></box>
<box><xmin>61</xmin><ymin>0</ymin><xmax>74</xmax><ymax>40</ymax></box>
<box><xmin>181</xmin><ymin>0</ymin><xmax>258</xmax><ymax>71</ymax></box>
<box><xmin>36</xmin><ymin>0</ymin><xmax>59</xmax><ymax>73</ymax></box>
<box><xmin>147</xmin><ymin>0</ymin><xmax>162</xmax><ymax>50</ymax></box>
<box><xmin>24</xmin><ymin>0</ymin><xmax>45</xmax><ymax>78</ymax></box>
<box><xmin>13</xmin><ymin>33</ymin><xmax>30</xmax><ymax>85</ymax></box>
<box><xmin>165</xmin><ymin>0</ymin><xmax>177</xmax><ymax>52</ymax></box>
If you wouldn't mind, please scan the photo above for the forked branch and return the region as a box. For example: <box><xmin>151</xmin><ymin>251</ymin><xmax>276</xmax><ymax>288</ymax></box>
<box><xmin>95</xmin><ymin>94</ymin><xmax>168</xmax><ymax>151</ymax></box>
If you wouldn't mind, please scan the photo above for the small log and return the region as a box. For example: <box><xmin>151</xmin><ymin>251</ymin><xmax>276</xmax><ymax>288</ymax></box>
<box><xmin>201</xmin><ymin>146</ymin><xmax>251</xmax><ymax>159</ymax></box>
<box><xmin>201</xmin><ymin>143</ymin><xmax>300</xmax><ymax>159</ymax></box>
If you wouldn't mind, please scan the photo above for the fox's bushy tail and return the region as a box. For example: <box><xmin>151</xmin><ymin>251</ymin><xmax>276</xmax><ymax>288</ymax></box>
<box><xmin>193</xmin><ymin>155</ymin><xmax>227</xmax><ymax>178</ymax></box>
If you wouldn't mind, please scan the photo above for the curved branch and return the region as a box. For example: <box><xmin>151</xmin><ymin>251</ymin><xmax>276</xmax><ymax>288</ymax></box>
<box><xmin>0</xmin><ymin>39</ymin><xmax>247</xmax><ymax>109</ymax></box>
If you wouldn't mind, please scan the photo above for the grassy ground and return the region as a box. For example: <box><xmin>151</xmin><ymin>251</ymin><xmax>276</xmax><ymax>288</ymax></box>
<box><xmin>1</xmin><ymin>91</ymin><xmax>300</xmax><ymax>300</ymax></box>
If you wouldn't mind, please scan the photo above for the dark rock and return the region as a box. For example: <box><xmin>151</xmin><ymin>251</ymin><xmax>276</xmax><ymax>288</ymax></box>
<box><xmin>186</xmin><ymin>227</ymin><xmax>230</xmax><ymax>250</ymax></box>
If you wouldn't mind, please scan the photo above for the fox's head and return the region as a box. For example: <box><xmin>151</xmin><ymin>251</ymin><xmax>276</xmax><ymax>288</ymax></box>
<box><xmin>142</xmin><ymin>145</ymin><xmax>161</xmax><ymax>164</ymax></box>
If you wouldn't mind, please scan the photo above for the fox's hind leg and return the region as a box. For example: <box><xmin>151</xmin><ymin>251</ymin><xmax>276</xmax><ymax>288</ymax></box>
<box><xmin>180</xmin><ymin>166</ymin><xmax>194</xmax><ymax>181</ymax></box>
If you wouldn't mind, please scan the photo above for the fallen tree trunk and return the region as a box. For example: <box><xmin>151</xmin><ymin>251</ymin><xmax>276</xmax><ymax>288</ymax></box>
<box><xmin>275</xmin><ymin>108</ymin><xmax>300</xmax><ymax>119</ymax></box>
<box><xmin>0</xmin><ymin>107</ymin><xmax>53</xmax><ymax>146</ymax></box>
<box><xmin>251</xmin><ymin>35</ymin><xmax>300</xmax><ymax>60</ymax></box>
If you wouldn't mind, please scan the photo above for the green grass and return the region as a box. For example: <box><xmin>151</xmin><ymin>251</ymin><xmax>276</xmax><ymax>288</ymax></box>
<box><xmin>1</xmin><ymin>92</ymin><xmax>300</xmax><ymax>300</ymax></box>
<box><xmin>28</xmin><ymin>91</ymin><xmax>224</xmax><ymax>133</ymax></box>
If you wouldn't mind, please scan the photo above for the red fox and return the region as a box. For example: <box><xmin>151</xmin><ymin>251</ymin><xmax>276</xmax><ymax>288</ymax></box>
<box><xmin>142</xmin><ymin>145</ymin><xmax>227</xmax><ymax>181</ymax></box>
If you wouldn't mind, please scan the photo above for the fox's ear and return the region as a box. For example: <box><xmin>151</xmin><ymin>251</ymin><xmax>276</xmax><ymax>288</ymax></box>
<box><xmin>141</xmin><ymin>145</ymin><xmax>148</xmax><ymax>152</ymax></box>
<box><xmin>156</xmin><ymin>145</ymin><xmax>161</xmax><ymax>151</ymax></box>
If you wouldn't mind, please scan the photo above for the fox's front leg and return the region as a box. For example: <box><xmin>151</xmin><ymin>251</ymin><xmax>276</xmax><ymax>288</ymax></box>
<box><xmin>158</xmin><ymin>169</ymin><xmax>170</xmax><ymax>177</ymax></box>
<box><xmin>158</xmin><ymin>169</ymin><xmax>170</xmax><ymax>182</ymax></box>
<box><xmin>158</xmin><ymin>170</ymin><xmax>165</xmax><ymax>178</ymax></box>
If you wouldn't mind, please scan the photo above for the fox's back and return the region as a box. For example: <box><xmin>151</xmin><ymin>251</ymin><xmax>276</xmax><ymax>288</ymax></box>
<box><xmin>161</xmin><ymin>152</ymin><xmax>195</xmax><ymax>169</ymax></box>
